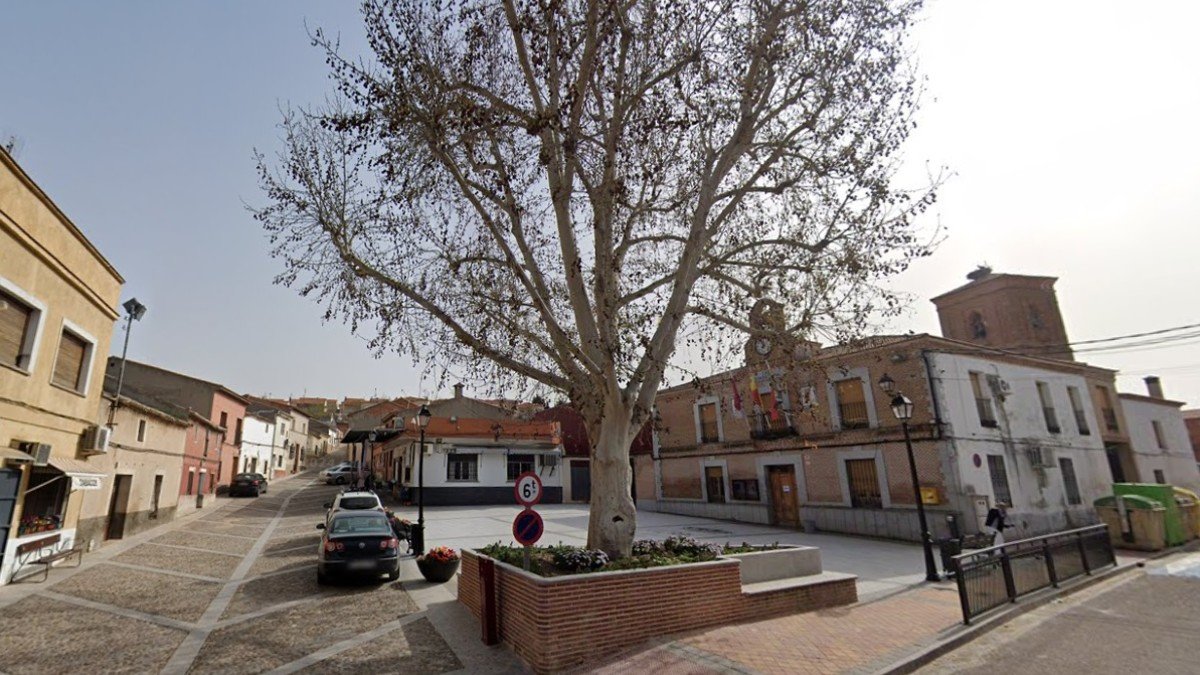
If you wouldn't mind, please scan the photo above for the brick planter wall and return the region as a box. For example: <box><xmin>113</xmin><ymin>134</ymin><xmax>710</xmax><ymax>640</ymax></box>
<box><xmin>459</xmin><ymin>549</ymin><xmax>857</xmax><ymax>673</ymax></box>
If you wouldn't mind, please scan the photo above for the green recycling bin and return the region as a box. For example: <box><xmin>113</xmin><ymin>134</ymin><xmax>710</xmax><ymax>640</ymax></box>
<box><xmin>1113</xmin><ymin>483</ymin><xmax>1188</xmax><ymax>546</ymax></box>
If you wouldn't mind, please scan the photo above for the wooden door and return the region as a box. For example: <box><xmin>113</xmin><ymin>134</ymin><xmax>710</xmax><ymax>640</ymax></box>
<box><xmin>705</xmin><ymin>466</ymin><xmax>726</xmax><ymax>503</ymax></box>
<box><xmin>105</xmin><ymin>474</ymin><xmax>133</xmax><ymax>540</ymax></box>
<box><xmin>767</xmin><ymin>466</ymin><xmax>799</xmax><ymax>527</ymax></box>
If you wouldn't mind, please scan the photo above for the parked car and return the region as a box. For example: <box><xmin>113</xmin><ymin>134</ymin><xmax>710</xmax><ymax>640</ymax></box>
<box><xmin>320</xmin><ymin>465</ymin><xmax>357</xmax><ymax>485</ymax></box>
<box><xmin>316</xmin><ymin>511</ymin><xmax>401</xmax><ymax>583</ymax></box>
<box><xmin>230</xmin><ymin>472</ymin><xmax>269</xmax><ymax>497</ymax></box>
<box><xmin>324</xmin><ymin>491</ymin><xmax>383</xmax><ymax>525</ymax></box>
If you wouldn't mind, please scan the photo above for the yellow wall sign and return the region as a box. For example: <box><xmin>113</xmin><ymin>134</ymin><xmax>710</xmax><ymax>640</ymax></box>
<box><xmin>919</xmin><ymin>487</ymin><xmax>940</xmax><ymax>505</ymax></box>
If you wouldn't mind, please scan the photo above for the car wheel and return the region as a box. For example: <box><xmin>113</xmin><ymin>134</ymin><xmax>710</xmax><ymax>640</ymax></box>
<box><xmin>387</xmin><ymin>566</ymin><xmax>400</xmax><ymax>581</ymax></box>
<box><xmin>317</xmin><ymin>570</ymin><xmax>329</xmax><ymax>585</ymax></box>
<box><xmin>335</xmin><ymin>476</ymin><xmax>346</xmax><ymax>485</ymax></box>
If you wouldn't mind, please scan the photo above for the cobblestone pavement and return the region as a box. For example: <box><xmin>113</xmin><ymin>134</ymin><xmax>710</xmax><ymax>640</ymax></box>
<box><xmin>0</xmin><ymin>471</ymin><xmax>523</xmax><ymax>675</ymax></box>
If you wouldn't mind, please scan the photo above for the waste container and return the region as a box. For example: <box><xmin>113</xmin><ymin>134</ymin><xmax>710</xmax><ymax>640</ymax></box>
<box><xmin>936</xmin><ymin>538</ymin><xmax>962</xmax><ymax>578</ymax></box>
<box><xmin>1173</xmin><ymin>488</ymin><xmax>1199</xmax><ymax>541</ymax></box>
<box><xmin>1113</xmin><ymin>483</ymin><xmax>1188</xmax><ymax>546</ymax></box>
<box><xmin>1094</xmin><ymin>494</ymin><xmax>1166</xmax><ymax>551</ymax></box>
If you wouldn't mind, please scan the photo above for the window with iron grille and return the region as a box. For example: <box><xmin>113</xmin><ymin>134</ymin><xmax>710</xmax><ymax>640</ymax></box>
<box><xmin>845</xmin><ymin>458</ymin><xmax>882</xmax><ymax>508</ymax></box>
<box><xmin>835</xmin><ymin>379</ymin><xmax>869</xmax><ymax>429</ymax></box>
<box><xmin>1097</xmin><ymin>386</ymin><xmax>1119</xmax><ymax>431</ymax></box>
<box><xmin>730</xmin><ymin>479</ymin><xmax>761</xmax><ymax>501</ymax></box>
<box><xmin>987</xmin><ymin>454</ymin><xmax>1012</xmax><ymax>505</ymax></box>
<box><xmin>0</xmin><ymin>287</ymin><xmax>37</xmax><ymax>370</ymax></box>
<box><xmin>1154</xmin><ymin>469</ymin><xmax>1166</xmax><ymax>484</ymax></box>
<box><xmin>1059</xmin><ymin>457</ymin><xmax>1082</xmax><ymax>505</ymax></box>
<box><xmin>506</xmin><ymin>453</ymin><xmax>535</xmax><ymax>481</ymax></box>
<box><xmin>447</xmin><ymin>453</ymin><xmax>479</xmax><ymax>481</ymax></box>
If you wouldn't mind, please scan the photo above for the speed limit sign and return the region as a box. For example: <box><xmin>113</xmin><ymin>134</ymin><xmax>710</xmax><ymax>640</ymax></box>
<box><xmin>514</xmin><ymin>471</ymin><xmax>543</xmax><ymax>507</ymax></box>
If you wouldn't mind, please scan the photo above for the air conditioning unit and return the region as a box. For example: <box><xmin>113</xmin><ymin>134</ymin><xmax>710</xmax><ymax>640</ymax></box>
<box><xmin>540</xmin><ymin>454</ymin><xmax>559</xmax><ymax>467</ymax></box>
<box><xmin>1026</xmin><ymin>446</ymin><xmax>1055</xmax><ymax>469</ymax></box>
<box><xmin>986</xmin><ymin>375</ymin><xmax>1011</xmax><ymax>399</ymax></box>
<box><xmin>82</xmin><ymin>426</ymin><xmax>111</xmax><ymax>454</ymax></box>
<box><xmin>32</xmin><ymin>443</ymin><xmax>52</xmax><ymax>465</ymax></box>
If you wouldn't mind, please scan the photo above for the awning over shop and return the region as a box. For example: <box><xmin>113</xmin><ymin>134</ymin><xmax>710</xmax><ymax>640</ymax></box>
<box><xmin>0</xmin><ymin>447</ymin><xmax>35</xmax><ymax>464</ymax></box>
<box><xmin>46</xmin><ymin>456</ymin><xmax>105</xmax><ymax>491</ymax></box>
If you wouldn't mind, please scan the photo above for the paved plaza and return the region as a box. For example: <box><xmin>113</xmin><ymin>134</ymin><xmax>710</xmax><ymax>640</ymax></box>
<box><xmin>0</xmin><ymin>465</ymin><xmax>1050</xmax><ymax>675</ymax></box>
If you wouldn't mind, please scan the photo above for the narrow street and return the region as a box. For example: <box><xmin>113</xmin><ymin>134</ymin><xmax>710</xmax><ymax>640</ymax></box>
<box><xmin>0</xmin><ymin>472</ymin><xmax>519</xmax><ymax>675</ymax></box>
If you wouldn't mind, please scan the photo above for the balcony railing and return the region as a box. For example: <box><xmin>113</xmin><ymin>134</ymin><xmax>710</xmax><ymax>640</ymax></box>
<box><xmin>975</xmin><ymin>398</ymin><xmax>998</xmax><ymax>428</ymax></box>
<box><xmin>1073</xmin><ymin>409</ymin><xmax>1090</xmax><ymax>435</ymax></box>
<box><xmin>1042</xmin><ymin>407</ymin><xmax>1060</xmax><ymax>434</ymax></box>
<box><xmin>699</xmin><ymin>420</ymin><xmax>720</xmax><ymax>443</ymax></box>
<box><xmin>1101</xmin><ymin>407</ymin><xmax>1119</xmax><ymax>432</ymax></box>
<box><xmin>750</xmin><ymin>413</ymin><xmax>796</xmax><ymax>440</ymax></box>
<box><xmin>838</xmin><ymin>401</ymin><xmax>870</xmax><ymax>429</ymax></box>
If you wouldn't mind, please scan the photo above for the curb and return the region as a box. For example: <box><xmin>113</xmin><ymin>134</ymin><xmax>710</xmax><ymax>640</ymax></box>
<box><xmin>878</xmin><ymin>541</ymin><xmax>1200</xmax><ymax>675</ymax></box>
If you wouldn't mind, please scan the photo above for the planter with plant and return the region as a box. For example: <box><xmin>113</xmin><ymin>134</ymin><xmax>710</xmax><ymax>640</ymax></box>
<box><xmin>417</xmin><ymin>546</ymin><xmax>460</xmax><ymax>582</ymax></box>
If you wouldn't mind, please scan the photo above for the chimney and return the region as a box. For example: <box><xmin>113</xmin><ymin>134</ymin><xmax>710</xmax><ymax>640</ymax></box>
<box><xmin>1144</xmin><ymin>376</ymin><xmax>1164</xmax><ymax>399</ymax></box>
<box><xmin>453</xmin><ymin>383</ymin><xmax>464</xmax><ymax>399</ymax></box>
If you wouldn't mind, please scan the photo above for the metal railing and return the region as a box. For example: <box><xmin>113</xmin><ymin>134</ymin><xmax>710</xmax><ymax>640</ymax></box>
<box><xmin>749</xmin><ymin>413</ymin><xmax>795</xmax><ymax>440</ymax></box>
<box><xmin>951</xmin><ymin>524</ymin><xmax>1115</xmax><ymax>624</ymax></box>
<box><xmin>838</xmin><ymin>401</ymin><xmax>870</xmax><ymax>429</ymax></box>
<box><xmin>699</xmin><ymin>420</ymin><xmax>720</xmax><ymax>443</ymax></box>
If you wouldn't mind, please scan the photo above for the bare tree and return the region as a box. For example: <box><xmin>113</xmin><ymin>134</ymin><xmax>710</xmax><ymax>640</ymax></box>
<box><xmin>254</xmin><ymin>0</ymin><xmax>937</xmax><ymax>557</ymax></box>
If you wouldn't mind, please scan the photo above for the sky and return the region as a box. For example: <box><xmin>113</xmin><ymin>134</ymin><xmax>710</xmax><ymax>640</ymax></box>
<box><xmin>3</xmin><ymin>1</ymin><xmax>1199</xmax><ymax>406</ymax></box>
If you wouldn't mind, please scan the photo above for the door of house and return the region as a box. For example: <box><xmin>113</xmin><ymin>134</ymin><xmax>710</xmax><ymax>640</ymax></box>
<box><xmin>571</xmin><ymin>460</ymin><xmax>591</xmax><ymax>503</ymax></box>
<box><xmin>767</xmin><ymin>465</ymin><xmax>800</xmax><ymax>527</ymax></box>
<box><xmin>0</xmin><ymin>468</ymin><xmax>19</xmax><ymax>569</ymax></box>
<box><xmin>105</xmin><ymin>474</ymin><xmax>133</xmax><ymax>540</ymax></box>
<box><xmin>705</xmin><ymin>466</ymin><xmax>726</xmax><ymax>503</ymax></box>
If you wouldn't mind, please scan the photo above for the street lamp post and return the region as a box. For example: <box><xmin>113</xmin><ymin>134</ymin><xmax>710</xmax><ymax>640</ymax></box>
<box><xmin>107</xmin><ymin>297</ymin><xmax>147</xmax><ymax>427</ymax></box>
<box><xmin>412</xmin><ymin>404</ymin><xmax>432</xmax><ymax>555</ymax></box>
<box><xmin>878</xmin><ymin>374</ymin><xmax>941</xmax><ymax>582</ymax></box>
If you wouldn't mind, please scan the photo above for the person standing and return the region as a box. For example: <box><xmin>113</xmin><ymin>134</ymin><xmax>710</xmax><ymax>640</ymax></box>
<box><xmin>985</xmin><ymin>502</ymin><xmax>1011</xmax><ymax>546</ymax></box>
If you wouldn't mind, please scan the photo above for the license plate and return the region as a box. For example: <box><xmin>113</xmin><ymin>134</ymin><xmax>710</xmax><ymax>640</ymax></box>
<box><xmin>347</xmin><ymin>560</ymin><xmax>374</xmax><ymax>570</ymax></box>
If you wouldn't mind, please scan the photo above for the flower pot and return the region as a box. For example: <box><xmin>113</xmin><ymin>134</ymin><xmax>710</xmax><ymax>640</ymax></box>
<box><xmin>417</xmin><ymin>556</ymin><xmax>460</xmax><ymax>583</ymax></box>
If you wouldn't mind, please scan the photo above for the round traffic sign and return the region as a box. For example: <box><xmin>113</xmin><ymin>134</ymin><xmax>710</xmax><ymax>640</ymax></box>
<box><xmin>514</xmin><ymin>471</ymin><xmax>543</xmax><ymax>506</ymax></box>
<box><xmin>512</xmin><ymin>508</ymin><xmax>544</xmax><ymax>546</ymax></box>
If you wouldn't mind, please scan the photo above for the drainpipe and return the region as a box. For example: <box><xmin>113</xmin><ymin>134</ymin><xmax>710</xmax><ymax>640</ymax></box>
<box><xmin>920</xmin><ymin>349</ymin><xmax>944</xmax><ymax>439</ymax></box>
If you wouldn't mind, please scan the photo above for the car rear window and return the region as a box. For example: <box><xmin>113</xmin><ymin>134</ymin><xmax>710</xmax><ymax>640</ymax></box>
<box><xmin>338</xmin><ymin>497</ymin><xmax>379</xmax><ymax>510</ymax></box>
<box><xmin>235</xmin><ymin>474</ymin><xmax>258</xmax><ymax>480</ymax></box>
<box><xmin>330</xmin><ymin>515</ymin><xmax>391</xmax><ymax>535</ymax></box>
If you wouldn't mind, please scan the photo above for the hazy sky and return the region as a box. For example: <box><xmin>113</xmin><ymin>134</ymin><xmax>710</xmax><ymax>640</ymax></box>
<box><xmin>3</xmin><ymin>1</ymin><xmax>1199</xmax><ymax>406</ymax></box>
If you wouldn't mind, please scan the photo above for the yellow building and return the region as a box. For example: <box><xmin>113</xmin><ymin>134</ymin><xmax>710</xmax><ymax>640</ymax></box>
<box><xmin>0</xmin><ymin>148</ymin><xmax>123</xmax><ymax>584</ymax></box>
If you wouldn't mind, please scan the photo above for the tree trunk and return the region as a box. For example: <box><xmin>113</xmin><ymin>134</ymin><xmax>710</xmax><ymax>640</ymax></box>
<box><xmin>586</xmin><ymin>399</ymin><xmax>637</xmax><ymax>558</ymax></box>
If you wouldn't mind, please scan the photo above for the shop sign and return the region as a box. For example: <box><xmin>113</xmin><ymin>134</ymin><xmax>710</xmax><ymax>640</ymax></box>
<box><xmin>71</xmin><ymin>475</ymin><xmax>103</xmax><ymax>490</ymax></box>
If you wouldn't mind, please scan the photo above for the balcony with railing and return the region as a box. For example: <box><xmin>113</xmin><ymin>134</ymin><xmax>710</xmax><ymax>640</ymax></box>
<box><xmin>749</xmin><ymin>413</ymin><xmax>796</xmax><ymax>440</ymax></box>
<box><xmin>976</xmin><ymin>398</ymin><xmax>998</xmax><ymax>428</ymax></box>
<box><xmin>838</xmin><ymin>400</ymin><xmax>870</xmax><ymax>430</ymax></box>
<box><xmin>699</xmin><ymin>420</ymin><xmax>720</xmax><ymax>444</ymax></box>
<box><xmin>1101</xmin><ymin>407</ymin><xmax>1119</xmax><ymax>432</ymax></box>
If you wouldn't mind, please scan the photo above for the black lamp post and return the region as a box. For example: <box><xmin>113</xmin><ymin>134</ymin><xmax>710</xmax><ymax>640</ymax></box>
<box><xmin>108</xmin><ymin>297</ymin><xmax>147</xmax><ymax>427</ymax></box>
<box><xmin>878</xmin><ymin>373</ymin><xmax>941</xmax><ymax>582</ymax></box>
<box><xmin>412</xmin><ymin>404</ymin><xmax>432</xmax><ymax>554</ymax></box>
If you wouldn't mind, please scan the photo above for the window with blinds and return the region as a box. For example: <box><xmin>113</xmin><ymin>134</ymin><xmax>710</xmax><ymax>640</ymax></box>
<box><xmin>0</xmin><ymin>288</ymin><xmax>35</xmax><ymax>369</ymax></box>
<box><xmin>52</xmin><ymin>330</ymin><xmax>88</xmax><ymax>391</ymax></box>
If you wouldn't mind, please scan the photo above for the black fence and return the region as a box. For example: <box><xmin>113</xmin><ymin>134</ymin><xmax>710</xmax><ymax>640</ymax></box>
<box><xmin>951</xmin><ymin>524</ymin><xmax>1115</xmax><ymax>624</ymax></box>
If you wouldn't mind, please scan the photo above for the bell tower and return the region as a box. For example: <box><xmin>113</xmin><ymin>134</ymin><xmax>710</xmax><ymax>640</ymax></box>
<box><xmin>930</xmin><ymin>266</ymin><xmax>1074</xmax><ymax>361</ymax></box>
